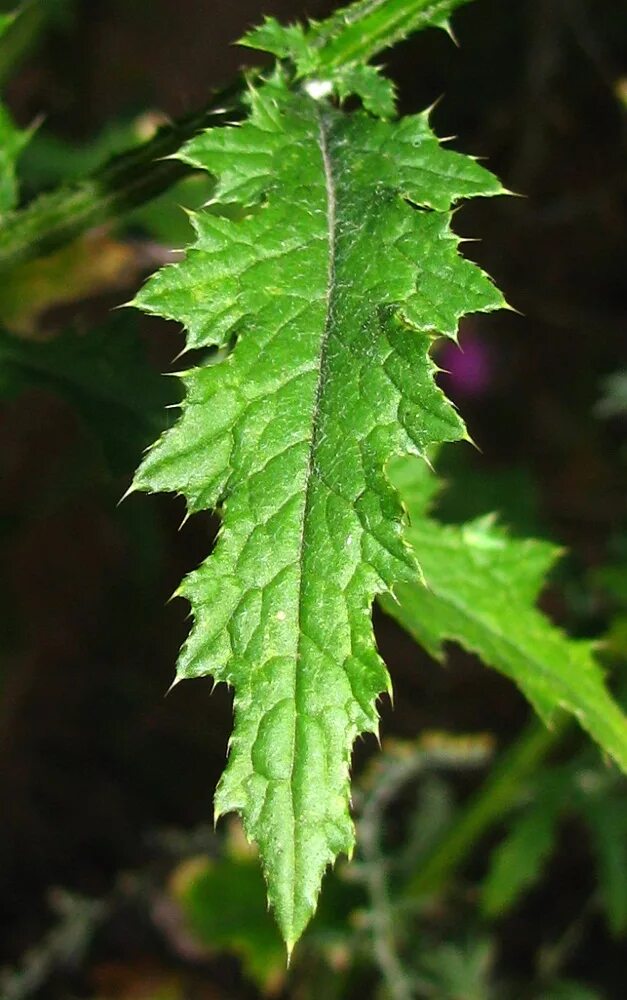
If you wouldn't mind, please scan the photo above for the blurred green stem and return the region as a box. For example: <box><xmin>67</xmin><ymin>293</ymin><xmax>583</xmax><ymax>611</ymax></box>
<box><xmin>358</xmin><ymin>752</ymin><xmax>429</xmax><ymax>1000</ymax></box>
<box><xmin>405</xmin><ymin>717</ymin><xmax>567</xmax><ymax>899</ymax></box>
<box><xmin>0</xmin><ymin>90</ymin><xmax>240</xmax><ymax>272</ymax></box>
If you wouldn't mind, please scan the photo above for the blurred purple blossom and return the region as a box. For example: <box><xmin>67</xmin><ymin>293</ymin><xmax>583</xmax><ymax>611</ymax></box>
<box><xmin>437</xmin><ymin>328</ymin><xmax>493</xmax><ymax>398</ymax></box>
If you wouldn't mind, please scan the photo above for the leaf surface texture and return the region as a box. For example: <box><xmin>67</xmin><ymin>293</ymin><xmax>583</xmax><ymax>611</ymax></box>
<box><xmin>133</xmin><ymin>75</ymin><xmax>502</xmax><ymax>946</ymax></box>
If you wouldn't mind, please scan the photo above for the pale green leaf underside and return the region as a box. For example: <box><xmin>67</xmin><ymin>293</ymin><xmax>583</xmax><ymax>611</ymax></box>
<box><xmin>384</xmin><ymin>457</ymin><xmax>627</xmax><ymax>775</ymax></box>
<box><xmin>133</xmin><ymin>78</ymin><xmax>503</xmax><ymax>947</ymax></box>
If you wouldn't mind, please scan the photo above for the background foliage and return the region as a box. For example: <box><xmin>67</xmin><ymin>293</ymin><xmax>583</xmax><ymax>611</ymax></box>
<box><xmin>0</xmin><ymin>0</ymin><xmax>626</xmax><ymax>997</ymax></box>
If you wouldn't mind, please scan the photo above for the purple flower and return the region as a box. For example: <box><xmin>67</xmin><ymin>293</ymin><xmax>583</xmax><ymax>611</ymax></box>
<box><xmin>437</xmin><ymin>328</ymin><xmax>493</xmax><ymax>398</ymax></box>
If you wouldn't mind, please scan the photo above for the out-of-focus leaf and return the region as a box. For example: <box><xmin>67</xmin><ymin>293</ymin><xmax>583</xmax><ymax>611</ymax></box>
<box><xmin>435</xmin><ymin>448</ymin><xmax>542</xmax><ymax>536</ymax></box>
<box><xmin>0</xmin><ymin>13</ymin><xmax>29</xmax><ymax>218</ymax></box>
<box><xmin>415</xmin><ymin>938</ymin><xmax>496</xmax><ymax>1000</ymax></box>
<box><xmin>173</xmin><ymin>844</ymin><xmax>287</xmax><ymax>993</ymax></box>
<box><xmin>0</xmin><ymin>319</ymin><xmax>177</xmax><ymax>472</ymax></box>
<box><xmin>399</xmin><ymin>775</ymin><xmax>455</xmax><ymax>874</ymax></box>
<box><xmin>383</xmin><ymin>456</ymin><xmax>627</xmax><ymax>775</ymax></box>
<box><xmin>594</xmin><ymin>544</ymin><xmax>627</xmax><ymax>607</ymax></box>
<box><xmin>173</xmin><ymin>818</ymin><xmax>363</xmax><ymax>992</ymax></box>
<box><xmin>579</xmin><ymin>793</ymin><xmax>627</xmax><ymax>936</ymax></box>
<box><xmin>481</xmin><ymin>769</ymin><xmax>572</xmax><ymax>917</ymax></box>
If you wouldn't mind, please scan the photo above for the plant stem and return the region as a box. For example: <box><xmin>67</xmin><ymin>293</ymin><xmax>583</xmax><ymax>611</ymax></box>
<box><xmin>353</xmin><ymin>736</ymin><xmax>491</xmax><ymax>997</ymax></box>
<box><xmin>0</xmin><ymin>0</ymin><xmax>471</xmax><ymax>273</ymax></box>
<box><xmin>0</xmin><ymin>86</ymin><xmax>242</xmax><ymax>273</ymax></box>
<box><xmin>405</xmin><ymin>717</ymin><xmax>567</xmax><ymax>899</ymax></box>
<box><xmin>357</xmin><ymin>752</ymin><xmax>428</xmax><ymax>1000</ymax></box>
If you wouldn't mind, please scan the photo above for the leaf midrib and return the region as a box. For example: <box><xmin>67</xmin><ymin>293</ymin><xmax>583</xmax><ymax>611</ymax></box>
<box><xmin>285</xmin><ymin>103</ymin><xmax>339</xmax><ymax>942</ymax></box>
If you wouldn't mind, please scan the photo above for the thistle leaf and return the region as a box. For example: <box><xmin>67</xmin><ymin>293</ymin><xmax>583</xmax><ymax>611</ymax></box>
<box><xmin>242</xmin><ymin>1</ymin><xmax>473</xmax><ymax>74</ymax></box>
<box><xmin>383</xmin><ymin>456</ymin><xmax>627</xmax><ymax>775</ymax></box>
<box><xmin>133</xmin><ymin>70</ymin><xmax>502</xmax><ymax>947</ymax></box>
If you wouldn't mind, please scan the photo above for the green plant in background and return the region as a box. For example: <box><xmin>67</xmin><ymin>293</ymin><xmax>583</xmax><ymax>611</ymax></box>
<box><xmin>0</xmin><ymin>12</ymin><xmax>29</xmax><ymax>216</ymax></box>
<box><xmin>1</xmin><ymin>0</ymin><xmax>627</xmax><ymax>985</ymax></box>
<box><xmin>383</xmin><ymin>456</ymin><xmax>627</xmax><ymax>774</ymax></box>
<box><xmin>169</xmin><ymin>727</ymin><xmax>624</xmax><ymax>999</ymax></box>
<box><xmin>174</xmin><ymin>735</ymin><xmax>496</xmax><ymax>999</ymax></box>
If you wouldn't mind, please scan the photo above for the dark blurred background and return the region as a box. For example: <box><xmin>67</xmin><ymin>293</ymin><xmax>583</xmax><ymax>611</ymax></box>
<box><xmin>0</xmin><ymin>1</ymin><xmax>626</xmax><ymax>997</ymax></box>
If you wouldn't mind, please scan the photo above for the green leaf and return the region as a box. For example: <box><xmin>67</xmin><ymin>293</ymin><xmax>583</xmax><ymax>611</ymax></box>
<box><xmin>176</xmin><ymin>824</ymin><xmax>361</xmax><ymax>989</ymax></box>
<box><xmin>0</xmin><ymin>103</ymin><xmax>27</xmax><ymax>212</ymax></box>
<box><xmin>415</xmin><ymin>938</ymin><xmax>496</xmax><ymax>1000</ymax></box>
<box><xmin>334</xmin><ymin>64</ymin><xmax>397</xmax><ymax>117</ymax></box>
<box><xmin>383</xmin><ymin>456</ymin><xmax>627</xmax><ymax>774</ymax></box>
<box><xmin>0</xmin><ymin>13</ymin><xmax>29</xmax><ymax>218</ymax></box>
<box><xmin>132</xmin><ymin>68</ymin><xmax>502</xmax><ymax>949</ymax></box>
<box><xmin>241</xmin><ymin>18</ymin><xmax>313</xmax><ymax>68</ymax></box>
<box><xmin>241</xmin><ymin>1</ymin><xmax>469</xmax><ymax>117</ymax></box>
<box><xmin>0</xmin><ymin>0</ymin><xmax>473</xmax><ymax>273</ymax></box>
<box><xmin>481</xmin><ymin>769</ymin><xmax>571</xmax><ymax>917</ymax></box>
<box><xmin>242</xmin><ymin>1</ymin><xmax>473</xmax><ymax>75</ymax></box>
<box><xmin>312</xmin><ymin>0</ymin><xmax>472</xmax><ymax>69</ymax></box>
<box><xmin>580</xmin><ymin>792</ymin><xmax>627</xmax><ymax>936</ymax></box>
<box><xmin>178</xmin><ymin>852</ymin><xmax>286</xmax><ymax>990</ymax></box>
